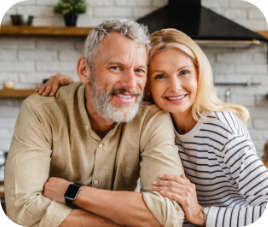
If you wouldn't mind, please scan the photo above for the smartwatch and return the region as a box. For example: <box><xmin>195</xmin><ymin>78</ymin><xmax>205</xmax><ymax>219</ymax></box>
<box><xmin>64</xmin><ymin>183</ymin><xmax>84</xmax><ymax>209</ymax></box>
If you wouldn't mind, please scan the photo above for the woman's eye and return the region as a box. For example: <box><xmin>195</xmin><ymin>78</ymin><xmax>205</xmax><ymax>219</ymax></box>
<box><xmin>155</xmin><ymin>75</ymin><xmax>165</xmax><ymax>79</ymax></box>
<box><xmin>180</xmin><ymin>70</ymin><xmax>190</xmax><ymax>76</ymax></box>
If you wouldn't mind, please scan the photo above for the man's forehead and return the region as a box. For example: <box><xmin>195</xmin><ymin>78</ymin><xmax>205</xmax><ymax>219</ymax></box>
<box><xmin>97</xmin><ymin>32</ymin><xmax>148</xmax><ymax>64</ymax></box>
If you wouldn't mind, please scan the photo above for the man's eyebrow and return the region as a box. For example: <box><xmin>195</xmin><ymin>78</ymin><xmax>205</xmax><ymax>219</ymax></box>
<box><xmin>107</xmin><ymin>61</ymin><xmax>124</xmax><ymax>65</ymax></box>
<box><xmin>137</xmin><ymin>65</ymin><xmax>147</xmax><ymax>70</ymax></box>
<box><xmin>107</xmin><ymin>61</ymin><xmax>147</xmax><ymax>70</ymax></box>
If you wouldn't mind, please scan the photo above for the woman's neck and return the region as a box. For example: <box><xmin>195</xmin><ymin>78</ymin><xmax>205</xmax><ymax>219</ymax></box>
<box><xmin>171</xmin><ymin>110</ymin><xmax>197</xmax><ymax>135</ymax></box>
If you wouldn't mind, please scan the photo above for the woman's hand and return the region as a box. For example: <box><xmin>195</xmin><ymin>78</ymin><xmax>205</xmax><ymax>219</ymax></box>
<box><xmin>35</xmin><ymin>74</ymin><xmax>74</xmax><ymax>96</ymax></box>
<box><xmin>153</xmin><ymin>174</ymin><xmax>204</xmax><ymax>226</ymax></box>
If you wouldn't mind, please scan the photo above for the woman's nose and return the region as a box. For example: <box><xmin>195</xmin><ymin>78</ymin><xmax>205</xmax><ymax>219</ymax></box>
<box><xmin>169</xmin><ymin>77</ymin><xmax>181</xmax><ymax>93</ymax></box>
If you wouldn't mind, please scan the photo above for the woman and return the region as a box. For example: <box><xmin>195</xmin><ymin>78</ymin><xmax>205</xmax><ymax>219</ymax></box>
<box><xmin>37</xmin><ymin>29</ymin><xmax>268</xmax><ymax>227</ymax></box>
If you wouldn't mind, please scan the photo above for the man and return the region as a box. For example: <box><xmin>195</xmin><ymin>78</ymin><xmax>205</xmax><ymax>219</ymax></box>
<box><xmin>4</xmin><ymin>18</ymin><xmax>184</xmax><ymax>227</ymax></box>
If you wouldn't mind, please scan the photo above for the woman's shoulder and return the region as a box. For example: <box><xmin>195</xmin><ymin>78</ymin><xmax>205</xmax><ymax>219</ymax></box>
<box><xmin>206</xmin><ymin>111</ymin><xmax>248</xmax><ymax>138</ymax></box>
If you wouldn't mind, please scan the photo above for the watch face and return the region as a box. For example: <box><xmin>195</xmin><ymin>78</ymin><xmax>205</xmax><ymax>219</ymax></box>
<box><xmin>64</xmin><ymin>184</ymin><xmax>81</xmax><ymax>200</ymax></box>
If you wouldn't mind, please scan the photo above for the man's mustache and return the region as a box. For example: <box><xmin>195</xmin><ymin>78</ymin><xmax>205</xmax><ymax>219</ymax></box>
<box><xmin>110</xmin><ymin>87</ymin><xmax>142</xmax><ymax>96</ymax></box>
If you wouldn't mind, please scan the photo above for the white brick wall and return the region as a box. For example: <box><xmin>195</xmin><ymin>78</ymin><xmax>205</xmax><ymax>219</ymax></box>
<box><xmin>0</xmin><ymin>0</ymin><xmax>268</xmax><ymax>157</ymax></box>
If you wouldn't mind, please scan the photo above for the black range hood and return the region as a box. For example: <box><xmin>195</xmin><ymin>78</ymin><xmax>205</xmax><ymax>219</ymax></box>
<box><xmin>137</xmin><ymin>0</ymin><xmax>266</xmax><ymax>43</ymax></box>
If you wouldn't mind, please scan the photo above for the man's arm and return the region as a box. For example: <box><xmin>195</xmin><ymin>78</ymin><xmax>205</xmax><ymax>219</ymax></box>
<box><xmin>43</xmin><ymin>178</ymin><xmax>162</xmax><ymax>227</ymax></box>
<box><xmin>4</xmin><ymin>99</ymin><xmax>120</xmax><ymax>227</ymax></box>
<box><xmin>60</xmin><ymin>209</ymin><xmax>122</xmax><ymax>227</ymax></box>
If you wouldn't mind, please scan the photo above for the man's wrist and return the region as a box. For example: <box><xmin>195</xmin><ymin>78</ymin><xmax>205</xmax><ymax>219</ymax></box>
<box><xmin>64</xmin><ymin>183</ymin><xmax>84</xmax><ymax>209</ymax></box>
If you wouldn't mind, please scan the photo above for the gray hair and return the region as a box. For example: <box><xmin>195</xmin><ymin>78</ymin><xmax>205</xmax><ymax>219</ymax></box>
<box><xmin>83</xmin><ymin>18</ymin><xmax>151</xmax><ymax>67</ymax></box>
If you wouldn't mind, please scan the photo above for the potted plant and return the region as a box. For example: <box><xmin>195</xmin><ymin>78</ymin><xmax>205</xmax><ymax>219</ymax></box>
<box><xmin>54</xmin><ymin>0</ymin><xmax>87</xmax><ymax>27</ymax></box>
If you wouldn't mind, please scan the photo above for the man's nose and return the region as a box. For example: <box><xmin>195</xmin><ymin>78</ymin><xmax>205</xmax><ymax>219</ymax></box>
<box><xmin>121</xmin><ymin>69</ymin><xmax>137</xmax><ymax>89</ymax></box>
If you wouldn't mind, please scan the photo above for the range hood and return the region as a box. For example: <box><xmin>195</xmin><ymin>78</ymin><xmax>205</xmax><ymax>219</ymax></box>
<box><xmin>137</xmin><ymin>0</ymin><xmax>266</xmax><ymax>46</ymax></box>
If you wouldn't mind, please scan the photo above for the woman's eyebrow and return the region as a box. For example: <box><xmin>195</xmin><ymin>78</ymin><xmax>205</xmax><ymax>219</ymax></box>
<box><xmin>150</xmin><ymin>69</ymin><xmax>166</xmax><ymax>74</ymax></box>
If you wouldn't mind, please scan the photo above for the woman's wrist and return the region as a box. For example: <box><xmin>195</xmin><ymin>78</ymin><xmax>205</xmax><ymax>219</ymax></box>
<box><xmin>194</xmin><ymin>207</ymin><xmax>205</xmax><ymax>226</ymax></box>
<box><xmin>193</xmin><ymin>206</ymin><xmax>205</xmax><ymax>226</ymax></box>
<box><xmin>202</xmin><ymin>207</ymin><xmax>210</xmax><ymax>226</ymax></box>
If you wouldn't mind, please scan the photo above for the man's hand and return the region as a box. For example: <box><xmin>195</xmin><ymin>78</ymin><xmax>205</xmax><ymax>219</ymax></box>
<box><xmin>43</xmin><ymin>177</ymin><xmax>73</xmax><ymax>204</ymax></box>
<box><xmin>35</xmin><ymin>74</ymin><xmax>74</xmax><ymax>96</ymax></box>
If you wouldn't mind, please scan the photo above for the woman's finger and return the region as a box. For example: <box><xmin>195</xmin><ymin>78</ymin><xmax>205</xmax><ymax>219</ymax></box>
<box><xmin>153</xmin><ymin>179</ymin><xmax>186</xmax><ymax>188</ymax></box>
<box><xmin>159</xmin><ymin>190</ymin><xmax>184</xmax><ymax>204</ymax></box>
<box><xmin>66</xmin><ymin>76</ymin><xmax>74</xmax><ymax>84</ymax></box>
<box><xmin>153</xmin><ymin>185</ymin><xmax>184</xmax><ymax>196</ymax></box>
<box><xmin>159</xmin><ymin>174</ymin><xmax>182</xmax><ymax>182</ymax></box>
<box><xmin>42</xmin><ymin>78</ymin><xmax>55</xmax><ymax>96</ymax></box>
<box><xmin>38</xmin><ymin>83</ymin><xmax>47</xmax><ymax>95</ymax></box>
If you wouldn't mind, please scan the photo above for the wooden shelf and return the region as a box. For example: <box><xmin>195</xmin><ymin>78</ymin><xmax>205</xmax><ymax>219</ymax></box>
<box><xmin>258</xmin><ymin>31</ymin><xmax>268</xmax><ymax>40</ymax></box>
<box><xmin>0</xmin><ymin>183</ymin><xmax>4</xmax><ymax>198</ymax></box>
<box><xmin>0</xmin><ymin>89</ymin><xmax>36</xmax><ymax>98</ymax></box>
<box><xmin>0</xmin><ymin>26</ymin><xmax>93</xmax><ymax>36</ymax></box>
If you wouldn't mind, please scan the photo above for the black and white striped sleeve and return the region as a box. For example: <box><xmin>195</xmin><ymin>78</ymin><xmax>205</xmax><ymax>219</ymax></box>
<box><xmin>206</xmin><ymin>135</ymin><xmax>268</xmax><ymax>227</ymax></box>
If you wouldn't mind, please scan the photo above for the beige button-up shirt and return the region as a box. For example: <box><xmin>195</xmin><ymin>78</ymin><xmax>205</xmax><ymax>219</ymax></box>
<box><xmin>5</xmin><ymin>82</ymin><xmax>185</xmax><ymax>227</ymax></box>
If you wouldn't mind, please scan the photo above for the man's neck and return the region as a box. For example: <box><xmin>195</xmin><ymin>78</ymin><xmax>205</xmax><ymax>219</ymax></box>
<box><xmin>85</xmin><ymin>85</ymin><xmax>116</xmax><ymax>139</ymax></box>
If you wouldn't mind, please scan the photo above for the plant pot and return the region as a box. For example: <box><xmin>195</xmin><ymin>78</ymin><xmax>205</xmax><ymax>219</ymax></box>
<box><xmin>64</xmin><ymin>14</ymin><xmax>78</xmax><ymax>27</ymax></box>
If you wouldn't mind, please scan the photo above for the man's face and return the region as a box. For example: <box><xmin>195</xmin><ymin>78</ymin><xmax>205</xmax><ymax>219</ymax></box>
<box><xmin>89</xmin><ymin>32</ymin><xmax>148</xmax><ymax>122</ymax></box>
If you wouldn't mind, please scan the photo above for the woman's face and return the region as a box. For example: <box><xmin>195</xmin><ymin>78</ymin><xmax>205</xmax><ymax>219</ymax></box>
<box><xmin>148</xmin><ymin>48</ymin><xmax>198</xmax><ymax>114</ymax></box>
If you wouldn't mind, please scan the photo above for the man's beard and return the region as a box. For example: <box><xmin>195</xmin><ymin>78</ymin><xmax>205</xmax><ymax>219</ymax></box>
<box><xmin>90</xmin><ymin>71</ymin><xmax>143</xmax><ymax>123</ymax></box>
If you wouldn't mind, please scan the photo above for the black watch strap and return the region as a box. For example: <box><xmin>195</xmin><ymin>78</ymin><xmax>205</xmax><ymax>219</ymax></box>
<box><xmin>65</xmin><ymin>183</ymin><xmax>84</xmax><ymax>209</ymax></box>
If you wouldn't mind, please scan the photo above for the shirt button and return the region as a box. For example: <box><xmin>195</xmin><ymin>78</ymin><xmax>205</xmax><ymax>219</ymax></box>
<box><xmin>85</xmin><ymin>125</ymin><xmax>89</xmax><ymax>130</ymax></box>
<box><xmin>98</xmin><ymin>143</ymin><xmax>103</xmax><ymax>149</ymax></box>
<box><xmin>94</xmin><ymin>180</ymin><xmax>99</xmax><ymax>185</ymax></box>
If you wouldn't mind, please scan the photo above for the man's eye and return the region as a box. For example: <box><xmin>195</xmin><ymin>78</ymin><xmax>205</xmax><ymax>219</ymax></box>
<box><xmin>111</xmin><ymin>66</ymin><xmax>120</xmax><ymax>70</ymax></box>
<box><xmin>136</xmin><ymin>69</ymin><xmax>144</xmax><ymax>73</ymax></box>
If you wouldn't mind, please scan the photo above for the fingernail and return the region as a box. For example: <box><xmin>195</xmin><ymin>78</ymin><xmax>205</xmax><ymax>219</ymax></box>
<box><xmin>153</xmin><ymin>186</ymin><xmax>158</xmax><ymax>189</ymax></box>
<box><xmin>159</xmin><ymin>175</ymin><xmax>164</xmax><ymax>178</ymax></box>
<box><xmin>153</xmin><ymin>181</ymin><xmax>157</xmax><ymax>184</ymax></box>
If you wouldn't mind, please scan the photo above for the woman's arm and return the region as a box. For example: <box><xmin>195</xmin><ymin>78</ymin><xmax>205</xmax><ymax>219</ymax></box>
<box><xmin>154</xmin><ymin>133</ymin><xmax>268</xmax><ymax>227</ymax></box>
<box><xmin>36</xmin><ymin>74</ymin><xmax>74</xmax><ymax>96</ymax></box>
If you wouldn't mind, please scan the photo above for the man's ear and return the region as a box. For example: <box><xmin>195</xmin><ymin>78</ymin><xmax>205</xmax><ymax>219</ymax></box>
<box><xmin>77</xmin><ymin>57</ymin><xmax>91</xmax><ymax>84</ymax></box>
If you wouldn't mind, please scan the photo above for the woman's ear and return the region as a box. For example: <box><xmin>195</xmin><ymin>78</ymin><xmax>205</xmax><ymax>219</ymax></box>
<box><xmin>77</xmin><ymin>57</ymin><xmax>91</xmax><ymax>84</ymax></box>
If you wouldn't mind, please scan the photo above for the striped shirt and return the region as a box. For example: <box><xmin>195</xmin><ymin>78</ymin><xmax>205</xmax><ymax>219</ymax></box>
<box><xmin>175</xmin><ymin>112</ymin><xmax>268</xmax><ymax>227</ymax></box>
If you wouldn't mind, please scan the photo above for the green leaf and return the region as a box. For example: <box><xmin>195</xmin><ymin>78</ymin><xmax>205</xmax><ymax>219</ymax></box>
<box><xmin>54</xmin><ymin>0</ymin><xmax>87</xmax><ymax>15</ymax></box>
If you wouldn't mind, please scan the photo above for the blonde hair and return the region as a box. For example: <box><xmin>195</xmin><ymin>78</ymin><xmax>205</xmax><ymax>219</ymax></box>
<box><xmin>149</xmin><ymin>29</ymin><xmax>250</xmax><ymax>125</ymax></box>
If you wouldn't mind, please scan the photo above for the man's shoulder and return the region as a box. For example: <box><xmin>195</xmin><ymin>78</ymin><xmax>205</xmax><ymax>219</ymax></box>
<box><xmin>24</xmin><ymin>81</ymin><xmax>83</xmax><ymax>108</ymax></box>
<box><xmin>135</xmin><ymin>101</ymin><xmax>172</xmax><ymax>124</ymax></box>
<box><xmin>138</xmin><ymin>101</ymin><xmax>167</xmax><ymax>115</ymax></box>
